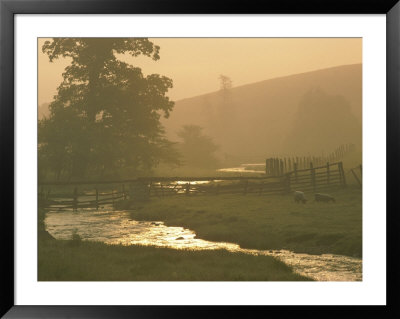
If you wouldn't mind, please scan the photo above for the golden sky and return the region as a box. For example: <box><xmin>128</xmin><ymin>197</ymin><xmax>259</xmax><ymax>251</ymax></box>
<box><xmin>38</xmin><ymin>38</ymin><xmax>361</xmax><ymax>105</ymax></box>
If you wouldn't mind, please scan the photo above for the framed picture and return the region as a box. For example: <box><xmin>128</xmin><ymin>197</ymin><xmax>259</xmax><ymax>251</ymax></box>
<box><xmin>1</xmin><ymin>0</ymin><xmax>399</xmax><ymax>317</ymax></box>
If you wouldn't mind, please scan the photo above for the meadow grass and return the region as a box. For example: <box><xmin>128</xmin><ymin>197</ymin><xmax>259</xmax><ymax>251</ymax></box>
<box><xmin>129</xmin><ymin>186</ymin><xmax>362</xmax><ymax>257</ymax></box>
<box><xmin>38</xmin><ymin>233</ymin><xmax>310</xmax><ymax>281</ymax></box>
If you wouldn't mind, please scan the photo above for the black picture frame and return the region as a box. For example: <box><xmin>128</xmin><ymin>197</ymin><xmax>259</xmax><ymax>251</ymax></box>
<box><xmin>1</xmin><ymin>0</ymin><xmax>399</xmax><ymax>317</ymax></box>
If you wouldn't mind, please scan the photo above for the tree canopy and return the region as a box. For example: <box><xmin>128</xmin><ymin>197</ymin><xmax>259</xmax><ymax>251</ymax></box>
<box><xmin>177</xmin><ymin>125</ymin><xmax>220</xmax><ymax>169</ymax></box>
<box><xmin>219</xmin><ymin>74</ymin><xmax>232</xmax><ymax>91</ymax></box>
<box><xmin>282</xmin><ymin>88</ymin><xmax>361</xmax><ymax>154</ymax></box>
<box><xmin>39</xmin><ymin>38</ymin><xmax>178</xmax><ymax>181</ymax></box>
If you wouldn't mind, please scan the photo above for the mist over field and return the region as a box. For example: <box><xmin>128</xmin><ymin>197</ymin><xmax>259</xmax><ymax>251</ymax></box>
<box><xmin>162</xmin><ymin>64</ymin><xmax>362</xmax><ymax>165</ymax></box>
<box><xmin>38</xmin><ymin>38</ymin><xmax>363</xmax><ymax>283</ymax></box>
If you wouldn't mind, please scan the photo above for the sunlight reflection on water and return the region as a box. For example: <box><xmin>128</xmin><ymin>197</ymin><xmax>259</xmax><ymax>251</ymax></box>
<box><xmin>44</xmin><ymin>208</ymin><xmax>362</xmax><ymax>281</ymax></box>
<box><xmin>217</xmin><ymin>163</ymin><xmax>266</xmax><ymax>174</ymax></box>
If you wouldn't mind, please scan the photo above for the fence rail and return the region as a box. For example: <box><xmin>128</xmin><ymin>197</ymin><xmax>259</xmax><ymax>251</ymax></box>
<box><xmin>265</xmin><ymin>143</ymin><xmax>356</xmax><ymax>176</ymax></box>
<box><xmin>39</xmin><ymin>162</ymin><xmax>347</xmax><ymax>211</ymax></box>
<box><xmin>348</xmin><ymin>164</ymin><xmax>362</xmax><ymax>187</ymax></box>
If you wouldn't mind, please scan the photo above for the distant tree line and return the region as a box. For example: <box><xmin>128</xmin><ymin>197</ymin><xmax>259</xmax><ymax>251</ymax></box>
<box><xmin>177</xmin><ymin>125</ymin><xmax>220</xmax><ymax>169</ymax></box>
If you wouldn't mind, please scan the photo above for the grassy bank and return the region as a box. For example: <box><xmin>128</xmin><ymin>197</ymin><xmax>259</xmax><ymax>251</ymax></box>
<box><xmin>38</xmin><ymin>234</ymin><xmax>309</xmax><ymax>281</ymax></box>
<box><xmin>129</xmin><ymin>187</ymin><xmax>362</xmax><ymax>257</ymax></box>
<box><xmin>38</xmin><ymin>209</ymin><xmax>310</xmax><ymax>281</ymax></box>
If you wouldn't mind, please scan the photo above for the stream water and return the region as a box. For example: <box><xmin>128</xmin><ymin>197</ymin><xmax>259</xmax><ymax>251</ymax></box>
<box><xmin>44</xmin><ymin>208</ymin><xmax>362</xmax><ymax>281</ymax></box>
<box><xmin>217</xmin><ymin>163</ymin><xmax>265</xmax><ymax>174</ymax></box>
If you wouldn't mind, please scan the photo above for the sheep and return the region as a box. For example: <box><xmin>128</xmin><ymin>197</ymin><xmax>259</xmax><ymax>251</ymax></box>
<box><xmin>294</xmin><ymin>191</ymin><xmax>307</xmax><ymax>203</ymax></box>
<box><xmin>315</xmin><ymin>193</ymin><xmax>336</xmax><ymax>203</ymax></box>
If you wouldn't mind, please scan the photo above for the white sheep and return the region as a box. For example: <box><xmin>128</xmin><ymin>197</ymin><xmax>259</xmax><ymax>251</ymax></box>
<box><xmin>315</xmin><ymin>193</ymin><xmax>336</xmax><ymax>203</ymax></box>
<box><xmin>294</xmin><ymin>191</ymin><xmax>307</xmax><ymax>203</ymax></box>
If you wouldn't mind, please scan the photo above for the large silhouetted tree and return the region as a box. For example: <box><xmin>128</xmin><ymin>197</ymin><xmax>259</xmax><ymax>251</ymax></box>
<box><xmin>39</xmin><ymin>38</ymin><xmax>178</xmax><ymax>180</ymax></box>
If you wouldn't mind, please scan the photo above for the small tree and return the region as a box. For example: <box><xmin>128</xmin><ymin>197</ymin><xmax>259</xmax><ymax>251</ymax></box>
<box><xmin>219</xmin><ymin>74</ymin><xmax>233</xmax><ymax>91</ymax></box>
<box><xmin>177</xmin><ymin>125</ymin><xmax>220</xmax><ymax>169</ymax></box>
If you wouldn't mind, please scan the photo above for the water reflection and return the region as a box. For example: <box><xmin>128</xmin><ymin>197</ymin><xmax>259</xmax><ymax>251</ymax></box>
<box><xmin>45</xmin><ymin>208</ymin><xmax>362</xmax><ymax>281</ymax></box>
<box><xmin>218</xmin><ymin>163</ymin><xmax>265</xmax><ymax>174</ymax></box>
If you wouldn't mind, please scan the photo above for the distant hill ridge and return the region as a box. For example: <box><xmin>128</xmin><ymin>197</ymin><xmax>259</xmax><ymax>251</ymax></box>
<box><xmin>162</xmin><ymin>63</ymin><xmax>362</xmax><ymax>160</ymax></box>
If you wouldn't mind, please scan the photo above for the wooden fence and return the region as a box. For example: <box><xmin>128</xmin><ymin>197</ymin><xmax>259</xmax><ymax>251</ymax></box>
<box><xmin>265</xmin><ymin>143</ymin><xmax>356</xmax><ymax>176</ymax></box>
<box><xmin>39</xmin><ymin>162</ymin><xmax>346</xmax><ymax>210</ymax></box>
<box><xmin>348</xmin><ymin>164</ymin><xmax>362</xmax><ymax>187</ymax></box>
<box><xmin>284</xmin><ymin>161</ymin><xmax>346</xmax><ymax>193</ymax></box>
<box><xmin>38</xmin><ymin>187</ymin><xmax>126</xmax><ymax>211</ymax></box>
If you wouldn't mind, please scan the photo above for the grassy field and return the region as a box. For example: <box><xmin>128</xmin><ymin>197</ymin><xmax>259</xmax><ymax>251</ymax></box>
<box><xmin>129</xmin><ymin>186</ymin><xmax>362</xmax><ymax>257</ymax></box>
<box><xmin>38</xmin><ymin>210</ymin><xmax>310</xmax><ymax>281</ymax></box>
<box><xmin>38</xmin><ymin>237</ymin><xmax>310</xmax><ymax>281</ymax></box>
<box><xmin>38</xmin><ymin>182</ymin><xmax>361</xmax><ymax>281</ymax></box>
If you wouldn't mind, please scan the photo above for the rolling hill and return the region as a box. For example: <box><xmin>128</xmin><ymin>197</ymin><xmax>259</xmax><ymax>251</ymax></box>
<box><xmin>162</xmin><ymin>64</ymin><xmax>362</xmax><ymax>164</ymax></box>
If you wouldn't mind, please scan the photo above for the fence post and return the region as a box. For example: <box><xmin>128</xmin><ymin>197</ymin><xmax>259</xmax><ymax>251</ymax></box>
<box><xmin>338</xmin><ymin>162</ymin><xmax>347</xmax><ymax>187</ymax></box>
<box><xmin>273</xmin><ymin>158</ymin><xmax>275</xmax><ymax>176</ymax></box>
<box><xmin>310</xmin><ymin>163</ymin><xmax>316</xmax><ymax>192</ymax></box>
<box><xmin>283</xmin><ymin>173</ymin><xmax>291</xmax><ymax>194</ymax></box>
<box><xmin>186</xmin><ymin>182</ymin><xmax>190</xmax><ymax>195</ymax></box>
<box><xmin>156</xmin><ymin>183</ymin><xmax>161</xmax><ymax>197</ymax></box>
<box><xmin>148</xmin><ymin>181</ymin><xmax>152</xmax><ymax>198</ymax></box>
<box><xmin>268</xmin><ymin>159</ymin><xmax>272</xmax><ymax>175</ymax></box>
<box><xmin>122</xmin><ymin>184</ymin><xmax>126</xmax><ymax>200</ymax></box>
<box><xmin>243</xmin><ymin>179</ymin><xmax>248</xmax><ymax>195</ymax></box>
<box><xmin>283</xmin><ymin>157</ymin><xmax>288</xmax><ymax>173</ymax></box>
<box><xmin>273</xmin><ymin>159</ymin><xmax>276</xmax><ymax>176</ymax></box>
<box><xmin>270</xmin><ymin>159</ymin><xmax>273</xmax><ymax>175</ymax></box>
<box><xmin>271</xmin><ymin>159</ymin><xmax>275</xmax><ymax>176</ymax></box>
<box><xmin>326</xmin><ymin>162</ymin><xmax>330</xmax><ymax>185</ymax></box>
<box><xmin>351</xmin><ymin>168</ymin><xmax>362</xmax><ymax>187</ymax></box>
<box><xmin>276</xmin><ymin>159</ymin><xmax>280</xmax><ymax>176</ymax></box>
<box><xmin>269</xmin><ymin>159</ymin><xmax>272</xmax><ymax>176</ymax></box>
<box><xmin>95</xmin><ymin>188</ymin><xmax>99</xmax><ymax>211</ymax></box>
<box><xmin>359</xmin><ymin>164</ymin><xmax>362</xmax><ymax>177</ymax></box>
<box><xmin>73</xmin><ymin>187</ymin><xmax>78</xmax><ymax>211</ymax></box>
<box><xmin>294</xmin><ymin>163</ymin><xmax>298</xmax><ymax>183</ymax></box>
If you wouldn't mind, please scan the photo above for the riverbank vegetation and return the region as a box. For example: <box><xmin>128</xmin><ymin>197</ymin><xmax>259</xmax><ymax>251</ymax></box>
<box><xmin>38</xmin><ymin>237</ymin><xmax>310</xmax><ymax>281</ymax></box>
<box><xmin>129</xmin><ymin>186</ymin><xmax>362</xmax><ymax>257</ymax></box>
<box><xmin>38</xmin><ymin>210</ymin><xmax>310</xmax><ymax>281</ymax></box>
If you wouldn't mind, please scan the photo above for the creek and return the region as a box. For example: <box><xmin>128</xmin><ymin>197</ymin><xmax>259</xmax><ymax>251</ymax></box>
<box><xmin>45</xmin><ymin>208</ymin><xmax>362</xmax><ymax>281</ymax></box>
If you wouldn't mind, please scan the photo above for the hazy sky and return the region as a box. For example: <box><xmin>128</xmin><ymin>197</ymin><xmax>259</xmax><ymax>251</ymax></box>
<box><xmin>38</xmin><ymin>38</ymin><xmax>361</xmax><ymax>105</ymax></box>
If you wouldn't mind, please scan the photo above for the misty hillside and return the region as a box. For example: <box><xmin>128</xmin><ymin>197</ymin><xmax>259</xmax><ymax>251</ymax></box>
<box><xmin>282</xmin><ymin>89</ymin><xmax>361</xmax><ymax>154</ymax></box>
<box><xmin>162</xmin><ymin>64</ymin><xmax>362</xmax><ymax>163</ymax></box>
